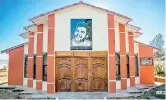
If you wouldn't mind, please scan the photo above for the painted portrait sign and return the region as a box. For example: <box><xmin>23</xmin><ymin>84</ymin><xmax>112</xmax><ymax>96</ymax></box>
<box><xmin>71</xmin><ymin>19</ymin><xmax>92</xmax><ymax>50</ymax></box>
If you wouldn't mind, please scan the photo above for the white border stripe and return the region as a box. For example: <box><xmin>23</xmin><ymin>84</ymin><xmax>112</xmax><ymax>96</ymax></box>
<box><xmin>120</xmin><ymin>55</ymin><xmax>126</xmax><ymax>56</ymax></box>
<box><xmin>128</xmin><ymin>35</ymin><xmax>134</xmax><ymax>36</ymax></box>
<box><xmin>121</xmin><ymin>78</ymin><xmax>127</xmax><ymax>79</ymax></box>
<box><xmin>37</xmin><ymin>32</ymin><xmax>43</xmax><ymax>34</ymax></box>
<box><xmin>48</xmin><ymin>27</ymin><xmax>54</xmax><ymax>29</ymax></box>
<box><xmin>36</xmin><ymin>80</ymin><xmax>42</xmax><ymax>82</ymax></box>
<box><xmin>109</xmin><ymin>80</ymin><xmax>116</xmax><ymax>82</ymax></box>
<box><xmin>28</xmin><ymin>57</ymin><xmax>33</xmax><ymax>58</ymax></box>
<box><xmin>130</xmin><ymin>76</ymin><xmax>135</xmax><ymax>78</ymax></box>
<box><xmin>129</xmin><ymin>56</ymin><xmax>135</xmax><ymax>57</ymax></box>
<box><xmin>47</xmin><ymin>82</ymin><xmax>55</xmax><ymax>85</ymax></box>
<box><xmin>37</xmin><ymin>56</ymin><xmax>42</xmax><ymax>58</ymax></box>
<box><xmin>48</xmin><ymin>54</ymin><xmax>54</xmax><ymax>56</ymax></box>
<box><xmin>108</xmin><ymin>28</ymin><xmax>115</xmax><ymax>29</ymax></box>
<box><xmin>109</xmin><ymin>54</ymin><xmax>115</xmax><ymax>56</ymax></box>
<box><xmin>28</xmin><ymin>36</ymin><xmax>34</xmax><ymax>38</ymax></box>
<box><xmin>28</xmin><ymin>78</ymin><xmax>33</xmax><ymax>80</ymax></box>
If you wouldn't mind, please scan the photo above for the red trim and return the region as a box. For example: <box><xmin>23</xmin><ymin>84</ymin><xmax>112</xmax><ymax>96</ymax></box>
<box><xmin>1</xmin><ymin>42</ymin><xmax>28</xmax><ymax>54</ymax></box>
<box><xmin>29</xmin><ymin>1</ymin><xmax>132</xmax><ymax>21</ymax></box>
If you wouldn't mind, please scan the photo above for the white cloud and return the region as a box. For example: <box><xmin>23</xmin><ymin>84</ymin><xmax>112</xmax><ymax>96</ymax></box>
<box><xmin>88</xmin><ymin>0</ymin><xmax>110</xmax><ymax>10</ymax></box>
<box><xmin>0</xmin><ymin>54</ymin><xmax>8</xmax><ymax>60</ymax></box>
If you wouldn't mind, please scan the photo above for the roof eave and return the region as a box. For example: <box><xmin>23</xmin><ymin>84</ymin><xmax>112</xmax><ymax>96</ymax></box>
<box><xmin>29</xmin><ymin>1</ymin><xmax>132</xmax><ymax>22</ymax></box>
<box><xmin>1</xmin><ymin>42</ymin><xmax>28</xmax><ymax>54</ymax></box>
<box><xmin>134</xmin><ymin>40</ymin><xmax>160</xmax><ymax>50</ymax></box>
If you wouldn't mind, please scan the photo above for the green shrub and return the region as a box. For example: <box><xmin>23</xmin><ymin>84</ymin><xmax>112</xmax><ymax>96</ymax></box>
<box><xmin>155</xmin><ymin>64</ymin><xmax>165</xmax><ymax>77</ymax></box>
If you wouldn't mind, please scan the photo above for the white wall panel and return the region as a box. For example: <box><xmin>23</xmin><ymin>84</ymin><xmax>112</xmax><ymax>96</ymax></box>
<box><xmin>116</xmin><ymin>80</ymin><xmax>121</xmax><ymax>89</ymax></box>
<box><xmin>34</xmin><ymin>32</ymin><xmax>37</xmax><ymax>54</ymax></box>
<box><xmin>114</xmin><ymin>21</ymin><xmax>120</xmax><ymax>52</ymax></box>
<box><xmin>134</xmin><ymin>42</ymin><xmax>139</xmax><ymax>53</ymax></box>
<box><xmin>125</xmin><ymin>30</ymin><xmax>129</xmax><ymax>53</ymax></box>
<box><xmin>43</xmin><ymin>23</ymin><xmax>48</xmax><ymax>52</ymax></box>
<box><xmin>127</xmin><ymin>78</ymin><xmax>130</xmax><ymax>87</ymax></box>
<box><xmin>33</xmin><ymin>80</ymin><xmax>36</xmax><ymax>88</ymax></box>
<box><xmin>42</xmin><ymin>81</ymin><xmax>47</xmax><ymax>91</ymax></box>
<box><xmin>135</xmin><ymin>77</ymin><xmax>140</xmax><ymax>84</ymax></box>
<box><xmin>23</xmin><ymin>78</ymin><xmax>27</xmax><ymax>86</ymax></box>
<box><xmin>55</xmin><ymin>5</ymin><xmax>108</xmax><ymax>51</ymax></box>
<box><xmin>24</xmin><ymin>43</ymin><xmax>28</xmax><ymax>54</ymax></box>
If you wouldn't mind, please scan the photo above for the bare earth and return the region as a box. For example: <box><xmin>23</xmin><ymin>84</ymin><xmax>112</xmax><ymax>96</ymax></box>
<box><xmin>0</xmin><ymin>68</ymin><xmax>8</xmax><ymax>84</ymax></box>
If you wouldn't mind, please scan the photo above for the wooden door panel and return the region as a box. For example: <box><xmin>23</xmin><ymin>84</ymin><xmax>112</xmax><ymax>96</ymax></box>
<box><xmin>56</xmin><ymin>57</ymin><xmax>72</xmax><ymax>92</ymax></box>
<box><xmin>74</xmin><ymin>57</ymin><xmax>88</xmax><ymax>92</ymax></box>
<box><xmin>91</xmin><ymin>57</ymin><xmax>107</xmax><ymax>91</ymax></box>
<box><xmin>55</xmin><ymin>51</ymin><xmax>108</xmax><ymax>92</ymax></box>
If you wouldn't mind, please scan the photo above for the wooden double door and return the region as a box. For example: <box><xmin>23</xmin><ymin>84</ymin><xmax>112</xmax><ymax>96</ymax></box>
<box><xmin>55</xmin><ymin>51</ymin><xmax>108</xmax><ymax>92</ymax></box>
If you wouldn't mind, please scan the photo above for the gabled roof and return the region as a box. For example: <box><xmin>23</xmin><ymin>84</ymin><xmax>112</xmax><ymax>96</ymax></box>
<box><xmin>1</xmin><ymin>42</ymin><xmax>28</xmax><ymax>54</ymax></box>
<box><xmin>29</xmin><ymin>1</ymin><xmax>132</xmax><ymax>22</ymax></box>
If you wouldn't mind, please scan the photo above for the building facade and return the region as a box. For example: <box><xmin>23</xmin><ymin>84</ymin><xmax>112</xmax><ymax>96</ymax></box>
<box><xmin>1</xmin><ymin>1</ymin><xmax>157</xmax><ymax>94</ymax></box>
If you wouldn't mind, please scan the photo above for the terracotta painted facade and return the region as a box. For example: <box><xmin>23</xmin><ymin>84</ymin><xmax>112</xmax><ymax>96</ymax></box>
<box><xmin>1</xmin><ymin>1</ymin><xmax>157</xmax><ymax>94</ymax></box>
<box><xmin>8</xmin><ymin>46</ymin><xmax>24</xmax><ymax>85</ymax></box>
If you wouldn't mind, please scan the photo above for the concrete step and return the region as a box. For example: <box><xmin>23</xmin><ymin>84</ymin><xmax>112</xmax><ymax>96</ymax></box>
<box><xmin>12</xmin><ymin>89</ymin><xmax>24</xmax><ymax>92</ymax></box>
<box><xmin>0</xmin><ymin>87</ymin><xmax>16</xmax><ymax>90</ymax></box>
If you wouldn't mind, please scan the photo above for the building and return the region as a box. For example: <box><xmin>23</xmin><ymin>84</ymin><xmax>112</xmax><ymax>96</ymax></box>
<box><xmin>1</xmin><ymin>1</ymin><xmax>158</xmax><ymax>94</ymax></box>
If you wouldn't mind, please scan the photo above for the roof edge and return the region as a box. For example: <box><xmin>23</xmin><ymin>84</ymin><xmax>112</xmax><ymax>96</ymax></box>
<box><xmin>29</xmin><ymin>1</ymin><xmax>132</xmax><ymax>22</ymax></box>
<box><xmin>19</xmin><ymin>32</ymin><xmax>29</xmax><ymax>38</ymax></box>
<box><xmin>134</xmin><ymin>40</ymin><xmax>160</xmax><ymax>50</ymax></box>
<box><xmin>128</xmin><ymin>24</ymin><xmax>141</xmax><ymax>30</ymax></box>
<box><xmin>135</xmin><ymin>32</ymin><xmax>143</xmax><ymax>35</ymax></box>
<box><xmin>1</xmin><ymin>42</ymin><xmax>28</xmax><ymax>54</ymax></box>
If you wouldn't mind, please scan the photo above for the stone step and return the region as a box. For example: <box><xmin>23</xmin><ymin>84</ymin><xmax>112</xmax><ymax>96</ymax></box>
<box><xmin>0</xmin><ymin>87</ymin><xmax>16</xmax><ymax>90</ymax></box>
<box><xmin>130</xmin><ymin>93</ymin><xmax>143</xmax><ymax>98</ymax></box>
<box><xmin>106</xmin><ymin>96</ymin><xmax>134</xmax><ymax>99</ymax></box>
<box><xmin>129</xmin><ymin>91</ymin><xmax>142</xmax><ymax>93</ymax></box>
<box><xmin>18</xmin><ymin>92</ymin><xmax>33</xmax><ymax>95</ymax></box>
<box><xmin>12</xmin><ymin>89</ymin><xmax>24</xmax><ymax>92</ymax></box>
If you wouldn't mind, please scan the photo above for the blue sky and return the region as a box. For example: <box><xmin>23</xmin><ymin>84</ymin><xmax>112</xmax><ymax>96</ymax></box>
<box><xmin>0</xmin><ymin>0</ymin><xmax>165</xmax><ymax>60</ymax></box>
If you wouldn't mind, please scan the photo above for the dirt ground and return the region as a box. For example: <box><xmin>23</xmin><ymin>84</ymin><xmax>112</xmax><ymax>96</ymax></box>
<box><xmin>0</xmin><ymin>68</ymin><xmax>8</xmax><ymax>84</ymax></box>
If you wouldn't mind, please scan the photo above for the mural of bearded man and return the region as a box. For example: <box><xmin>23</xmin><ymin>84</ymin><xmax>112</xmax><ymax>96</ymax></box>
<box><xmin>71</xmin><ymin>19</ymin><xmax>92</xmax><ymax>50</ymax></box>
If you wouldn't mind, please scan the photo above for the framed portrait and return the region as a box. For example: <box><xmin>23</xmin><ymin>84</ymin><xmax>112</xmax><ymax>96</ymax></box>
<box><xmin>71</xmin><ymin>19</ymin><xmax>92</xmax><ymax>50</ymax></box>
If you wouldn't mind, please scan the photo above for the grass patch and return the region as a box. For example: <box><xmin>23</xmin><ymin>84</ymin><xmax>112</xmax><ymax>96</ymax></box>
<box><xmin>0</xmin><ymin>82</ymin><xmax>8</xmax><ymax>85</ymax></box>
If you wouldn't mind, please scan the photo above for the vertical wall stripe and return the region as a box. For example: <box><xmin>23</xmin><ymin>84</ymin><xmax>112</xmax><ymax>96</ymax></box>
<box><xmin>34</xmin><ymin>32</ymin><xmax>37</xmax><ymax>54</ymax></box>
<box><xmin>119</xmin><ymin>23</ymin><xmax>127</xmax><ymax>90</ymax></box>
<box><xmin>108</xmin><ymin>14</ymin><xmax>116</xmax><ymax>93</ymax></box>
<box><xmin>125</xmin><ymin>30</ymin><xmax>129</xmax><ymax>53</ymax></box>
<box><xmin>115</xmin><ymin>21</ymin><xmax>120</xmax><ymax>52</ymax></box>
<box><xmin>128</xmin><ymin>32</ymin><xmax>135</xmax><ymax>86</ymax></box>
<box><xmin>47</xmin><ymin>14</ymin><xmax>55</xmax><ymax>94</ymax></box>
<box><xmin>36</xmin><ymin>24</ymin><xmax>43</xmax><ymax>90</ymax></box>
<box><xmin>27</xmin><ymin>32</ymin><xmax>34</xmax><ymax>87</ymax></box>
